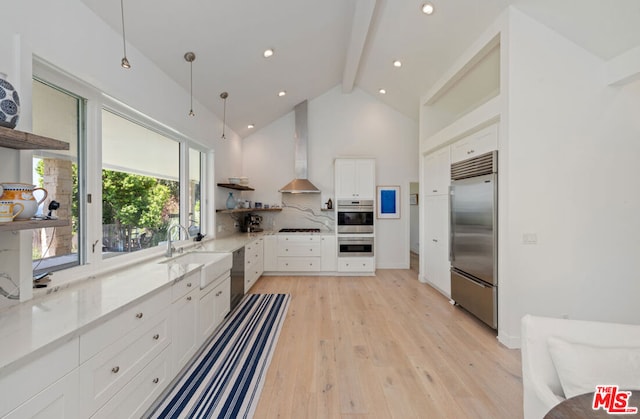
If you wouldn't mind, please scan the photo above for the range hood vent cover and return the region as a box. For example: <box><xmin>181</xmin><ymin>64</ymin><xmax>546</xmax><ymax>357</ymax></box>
<box><xmin>279</xmin><ymin>100</ymin><xmax>321</xmax><ymax>193</ymax></box>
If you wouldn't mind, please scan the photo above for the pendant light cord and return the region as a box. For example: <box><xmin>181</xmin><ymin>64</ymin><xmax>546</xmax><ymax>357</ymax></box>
<box><xmin>120</xmin><ymin>0</ymin><xmax>127</xmax><ymax>58</ymax></box>
<box><xmin>221</xmin><ymin>97</ymin><xmax>226</xmax><ymax>139</ymax></box>
<box><xmin>189</xmin><ymin>60</ymin><xmax>194</xmax><ymax>116</ymax></box>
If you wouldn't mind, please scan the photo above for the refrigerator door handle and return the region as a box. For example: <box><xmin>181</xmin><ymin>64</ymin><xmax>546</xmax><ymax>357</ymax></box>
<box><xmin>449</xmin><ymin>185</ymin><xmax>453</xmax><ymax>262</ymax></box>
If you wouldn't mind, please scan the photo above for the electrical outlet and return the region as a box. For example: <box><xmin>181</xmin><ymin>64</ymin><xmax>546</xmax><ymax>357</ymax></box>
<box><xmin>217</xmin><ymin>225</ymin><xmax>223</xmax><ymax>233</ymax></box>
<box><xmin>522</xmin><ymin>233</ymin><xmax>537</xmax><ymax>245</ymax></box>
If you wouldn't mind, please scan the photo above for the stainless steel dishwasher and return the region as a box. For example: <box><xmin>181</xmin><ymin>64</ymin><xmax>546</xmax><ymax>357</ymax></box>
<box><xmin>230</xmin><ymin>247</ymin><xmax>245</xmax><ymax>311</ymax></box>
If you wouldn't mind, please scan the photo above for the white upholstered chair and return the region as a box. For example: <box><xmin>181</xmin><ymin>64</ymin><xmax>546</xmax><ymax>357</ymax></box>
<box><xmin>520</xmin><ymin>314</ymin><xmax>640</xmax><ymax>419</ymax></box>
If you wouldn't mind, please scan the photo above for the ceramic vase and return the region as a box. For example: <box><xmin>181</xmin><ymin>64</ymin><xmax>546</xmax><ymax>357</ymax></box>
<box><xmin>0</xmin><ymin>73</ymin><xmax>20</xmax><ymax>129</ymax></box>
<box><xmin>226</xmin><ymin>192</ymin><xmax>236</xmax><ymax>209</ymax></box>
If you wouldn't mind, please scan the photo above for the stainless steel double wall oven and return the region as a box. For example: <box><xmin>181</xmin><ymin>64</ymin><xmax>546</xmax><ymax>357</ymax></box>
<box><xmin>337</xmin><ymin>199</ymin><xmax>374</xmax><ymax>257</ymax></box>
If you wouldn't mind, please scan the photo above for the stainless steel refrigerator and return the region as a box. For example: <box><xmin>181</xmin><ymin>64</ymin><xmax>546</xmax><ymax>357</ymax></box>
<box><xmin>450</xmin><ymin>151</ymin><xmax>498</xmax><ymax>329</ymax></box>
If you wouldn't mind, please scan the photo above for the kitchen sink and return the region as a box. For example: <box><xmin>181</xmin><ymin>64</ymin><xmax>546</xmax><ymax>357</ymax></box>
<box><xmin>163</xmin><ymin>251</ymin><xmax>232</xmax><ymax>288</ymax></box>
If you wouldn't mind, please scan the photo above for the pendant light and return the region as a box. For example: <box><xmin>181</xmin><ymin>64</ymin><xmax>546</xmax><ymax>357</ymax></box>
<box><xmin>120</xmin><ymin>0</ymin><xmax>131</xmax><ymax>68</ymax></box>
<box><xmin>220</xmin><ymin>91</ymin><xmax>228</xmax><ymax>139</ymax></box>
<box><xmin>184</xmin><ymin>52</ymin><xmax>196</xmax><ymax>116</ymax></box>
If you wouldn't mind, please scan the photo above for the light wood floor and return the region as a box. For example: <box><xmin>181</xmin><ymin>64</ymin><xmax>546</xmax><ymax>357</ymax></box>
<box><xmin>250</xmin><ymin>270</ymin><xmax>523</xmax><ymax>419</ymax></box>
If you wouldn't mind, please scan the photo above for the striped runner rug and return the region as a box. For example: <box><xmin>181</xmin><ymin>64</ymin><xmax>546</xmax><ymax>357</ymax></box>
<box><xmin>146</xmin><ymin>293</ymin><xmax>290</xmax><ymax>419</ymax></box>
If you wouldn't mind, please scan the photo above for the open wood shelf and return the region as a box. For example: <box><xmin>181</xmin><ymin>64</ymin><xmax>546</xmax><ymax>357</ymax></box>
<box><xmin>0</xmin><ymin>218</ymin><xmax>70</xmax><ymax>233</ymax></box>
<box><xmin>217</xmin><ymin>183</ymin><xmax>255</xmax><ymax>191</ymax></box>
<box><xmin>0</xmin><ymin>126</ymin><xmax>70</xmax><ymax>150</ymax></box>
<box><xmin>216</xmin><ymin>208</ymin><xmax>282</xmax><ymax>214</ymax></box>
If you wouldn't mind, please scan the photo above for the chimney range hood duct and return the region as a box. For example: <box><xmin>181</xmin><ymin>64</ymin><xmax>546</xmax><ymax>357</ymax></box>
<box><xmin>278</xmin><ymin>100</ymin><xmax>321</xmax><ymax>193</ymax></box>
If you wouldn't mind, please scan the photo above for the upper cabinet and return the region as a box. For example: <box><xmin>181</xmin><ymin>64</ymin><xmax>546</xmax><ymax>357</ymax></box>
<box><xmin>450</xmin><ymin>123</ymin><xmax>498</xmax><ymax>163</ymax></box>
<box><xmin>423</xmin><ymin>147</ymin><xmax>450</xmax><ymax>197</ymax></box>
<box><xmin>335</xmin><ymin>158</ymin><xmax>375</xmax><ymax>199</ymax></box>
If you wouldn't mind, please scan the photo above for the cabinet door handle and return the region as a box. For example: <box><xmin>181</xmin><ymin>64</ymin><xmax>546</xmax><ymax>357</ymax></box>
<box><xmin>467</xmin><ymin>149</ymin><xmax>475</xmax><ymax>154</ymax></box>
<box><xmin>187</xmin><ymin>282</ymin><xmax>192</xmax><ymax>287</ymax></box>
<box><xmin>216</xmin><ymin>291</ymin><xmax>222</xmax><ymax>296</ymax></box>
<box><xmin>153</xmin><ymin>377</ymin><xmax>159</xmax><ymax>384</ymax></box>
<box><xmin>187</xmin><ymin>296</ymin><xmax>192</xmax><ymax>301</ymax></box>
<box><xmin>136</xmin><ymin>312</ymin><xmax>143</xmax><ymax>319</ymax></box>
<box><xmin>432</xmin><ymin>189</ymin><xmax>437</xmax><ymax>193</ymax></box>
<box><xmin>153</xmin><ymin>334</ymin><xmax>160</xmax><ymax>340</ymax></box>
<box><xmin>432</xmin><ymin>239</ymin><xmax>438</xmax><ymax>242</ymax></box>
<box><xmin>112</xmin><ymin>366</ymin><xmax>120</xmax><ymax>373</ymax></box>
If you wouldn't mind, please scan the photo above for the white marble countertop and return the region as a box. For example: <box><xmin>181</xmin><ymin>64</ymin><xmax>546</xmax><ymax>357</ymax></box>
<box><xmin>0</xmin><ymin>232</ymin><xmax>270</xmax><ymax>377</ymax></box>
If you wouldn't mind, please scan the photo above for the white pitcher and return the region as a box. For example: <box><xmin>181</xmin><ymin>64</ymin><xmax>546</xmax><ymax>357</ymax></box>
<box><xmin>0</xmin><ymin>183</ymin><xmax>48</xmax><ymax>220</ymax></box>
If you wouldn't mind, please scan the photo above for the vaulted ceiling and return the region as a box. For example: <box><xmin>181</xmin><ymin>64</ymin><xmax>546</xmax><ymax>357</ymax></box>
<box><xmin>81</xmin><ymin>0</ymin><xmax>640</xmax><ymax>138</ymax></box>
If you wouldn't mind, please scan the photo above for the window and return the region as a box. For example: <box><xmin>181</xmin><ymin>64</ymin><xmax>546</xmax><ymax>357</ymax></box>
<box><xmin>101</xmin><ymin>110</ymin><xmax>181</xmax><ymax>257</ymax></box>
<box><xmin>30</xmin><ymin>62</ymin><xmax>209</xmax><ymax>274</ymax></box>
<box><xmin>31</xmin><ymin>79</ymin><xmax>84</xmax><ymax>273</ymax></box>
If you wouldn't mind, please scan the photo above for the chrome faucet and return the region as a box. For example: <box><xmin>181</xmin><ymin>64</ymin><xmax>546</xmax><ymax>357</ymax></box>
<box><xmin>166</xmin><ymin>224</ymin><xmax>190</xmax><ymax>257</ymax></box>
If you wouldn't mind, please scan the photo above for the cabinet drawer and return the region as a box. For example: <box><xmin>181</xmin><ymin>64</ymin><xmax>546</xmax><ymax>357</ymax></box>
<box><xmin>80</xmin><ymin>287</ymin><xmax>170</xmax><ymax>363</ymax></box>
<box><xmin>277</xmin><ymin>257</ymin><xmax>320</xmax><ymax>272</ymax></box>
<box><xmin>2</xmin><ymin>369</ymin><xmax>79</xmax><ymax>419</ymax></box>
<box><xmin>0</xmin><ymin>339</ymin><xmax>79</xmax><ymax>416</ymax></box>
<box><xmin>171</xmin><ymin>270</ymin><xmax>199</xmax><ymax>301</ymax></box>
<box><xmin>79</xmin><ymin>309</ymin><xmax>170</xmax><ymax>417</ymax></box>
<box><xmin>277</xmin><ymin>244</ymin><xmax>321</xmax><ymax>257</ymax></box>
<box><xmin>338</xmin><ymin>257</ymin><xmax>375</xmax><ymax>272</ymax></box>
<box><xmin>90</xmin><ymin>347</ymin><xmax>170</xmax><ymax>419</ymax></box>
<box><xmin>277</xmin><ymin>235</ymin><xmax>321</xmax><ymax>244</ymax></box>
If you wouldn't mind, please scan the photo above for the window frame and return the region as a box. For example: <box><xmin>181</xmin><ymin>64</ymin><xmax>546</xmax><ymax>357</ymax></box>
<box><xmin>32</xmin><ymin>58</ymin><xmax>211</xmax><ymax>280</ymax></box>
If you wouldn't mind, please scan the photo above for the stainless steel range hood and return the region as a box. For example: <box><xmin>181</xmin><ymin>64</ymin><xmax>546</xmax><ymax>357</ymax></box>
<box><xmin>279</xmin><ymin>100</ymin><xmax>321</xmax><ymax>193</ymax></box>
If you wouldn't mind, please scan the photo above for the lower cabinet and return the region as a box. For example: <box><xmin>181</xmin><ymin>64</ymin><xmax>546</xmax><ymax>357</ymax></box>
<box><xmin>171</xmin><ymin>286</ymin><xmax>199</xmax><ymax>374</ymax></box>
<box><xmin>263</xmin><ymin>235</ymin><xmax>277</xmax><ymax>271</ymax></box>
<box><xmin>276</xmin><ymin>235</ymin><xmax>321</xmax><ymax>272</ymax></box>
<box><xmin>320</xmin><ymin>236</ymin><xmax>337</xmax><ymax>271</ymax></box>
<box><xmin>90</xmin><ymin>347</ymin><xmax>170</xmax><ymax>419</ymax></box>
<box><xmin>0</xmin><ymin>338</ymin><xmax>79</xmax><ymax>418</ymax></box>
<box><xmin>244</xmin><ymin>238</ymin><xmax>264</xmax><ymax>292</ymax></box>
<box><xmin>1</xmin><ymin>369</ymin><xmax>79</xmax><ymax>419</ymax></box>
<box><xmin>199</xmin><ymin>274</ymin><xmax>230</xmax><ymax>344</ymax></box>
<box><xmin>337</xmin><ymin>257</ymin><xmax>375</xmax><ymax>273</ymax></box>
<box><xmin>78</xmin><ymin>307</ymin><xmax>171</xmax><ymax>418</ymax></box>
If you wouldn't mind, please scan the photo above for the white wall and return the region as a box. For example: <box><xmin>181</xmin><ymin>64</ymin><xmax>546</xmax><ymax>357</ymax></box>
<box><xmin>499</xmin><ymin>8</ymin><xmax>640</xmax><ymax>344</ymax></box>
<box><xmin>243</xmin><ymin>86</ymin><xmax>419</xmax><ymax>268</ymax></box>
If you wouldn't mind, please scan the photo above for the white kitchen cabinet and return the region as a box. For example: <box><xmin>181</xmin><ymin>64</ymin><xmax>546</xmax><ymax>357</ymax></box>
<box><xmin>335</xmin><ymin>158</ymin><xmax>375</xmax><ymax>199</ymax></box>
<box><xmin>78</xmin><ymin>308</ymin><xmax>170</xmax><ymax>418</ymax></box>
<box><xmin>90</xmin><ymin>347</ymin><xmax>170</xmax><ymax>419</ymax></box>
<box><xmin>320</xmin><ymin>235</ymin><xmax>337</xmax><ymax>271</ymax></box>
<box><xmin>423</xmin><ymin>147</ymin><xmax>450</xmax><ymax>197</ymax></box>
<box><xmin>423</xmin><ymin>194</ymin><xmax>451</xmax><ymax>296</ymax></box>
<box><xmin>450</xmin><ymin>123</ymin><xmax>498</xmax><ymax>163</ymax></box>
<box><xmin>171</xmin><ymin>285</ymin><xmax>199</xmax><ymax>374</ymax></box>
<box><xmin>277</xmin><ymin>235</ymin><xmax>321</xmax><ymax>272</ymax></box>
<box><xmin>337</xmin><ymin>257</ymin><xmax>375</xmax><ymax>273</ymax></box>
<box><xmin>199</xmin><ymin>273</ymin><xmax>230</xmax><ymax>344</ymax></box>
<box><xmin>0</xmin><ymin>338</ymin><xmax>79</xmax><ymax>419</ymax></box>
<box><xmin>263</xmin><ymin>235</ymin><xmax>277</xmax><ymax>271</ymax></box>
<box><xmin>2</xmin><ymin>369</ymin><xmax>79</xmax><ymax>419</ymax></box>
<box><xmin>245</xmin><ymin>237</ymin><xmax>264</xmax><ymax>292</ymax></box>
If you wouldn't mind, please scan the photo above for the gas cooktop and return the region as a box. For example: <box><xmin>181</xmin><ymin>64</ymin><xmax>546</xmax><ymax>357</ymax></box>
<box><xmin>279</xmin><ymin>228</ymin><xmax>321</xmax><ymax>233</ymax></box>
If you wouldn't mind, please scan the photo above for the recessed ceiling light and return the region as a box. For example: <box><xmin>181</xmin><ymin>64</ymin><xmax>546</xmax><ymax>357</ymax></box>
<box><xmin>393</xmin><ymin>60</ymin><xmax>402</xmax><ymax>68</ymax></box>
<box><xmin>421</xmin><ymin>3</ymin><xmax>434</xmax><ymax>15</ymax></box>
<box><xmin>379</xmin><ymin>89</ymin><xmax>386</xmax><ymax>95</ymax></box>
<box><xmin>278</xmin><ymin>90</ymin><xmax>287</xmax><ymax>97</ymax></box>
<box><xmin>248</xmin><ymin>124</ymin><xmax>255</xmax><ymax>129</ymax></box>
<box><xmin>263</xmin><ymin>48</ymin><xmax>274</xmax><ymax>58</ymax></box>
